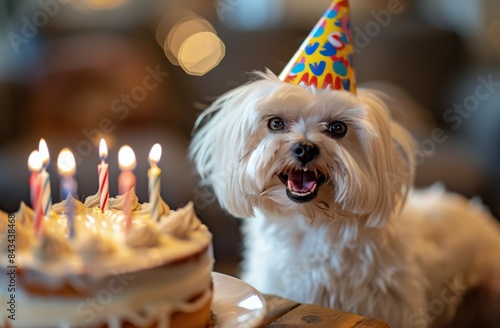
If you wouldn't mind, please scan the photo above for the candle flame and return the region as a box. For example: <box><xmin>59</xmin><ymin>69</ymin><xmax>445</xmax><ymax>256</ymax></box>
<box><xmin>57</xmin><ymin>148</ymin><xmax>76</xmax><ymax>176</ymax></box>
<box><xmin>39</xmin><ymin>138</ymin><xmax>50</xmax><ymax>166</ymax></box>
<box><xmin>99</xmin><ymin>138</ymin><xmax>108</xmax><ymax>160</ymax></box>
<box><xmin>28</xmin><ymin>150</ymin><xmax>43</xmax><ymax>172</ymax></box>
<box><xmin>148</xmin><ymin>143</ymin><xmax>162</xmax><ymax>164</ymax></box>
<box><xmin>118</xmin><ymin>145</ymin><xmax>136</xmax><ymax>171</ymax></box>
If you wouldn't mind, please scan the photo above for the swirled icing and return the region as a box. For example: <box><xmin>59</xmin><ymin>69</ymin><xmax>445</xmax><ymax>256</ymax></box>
<box><xmin>84</xmin><ymin>192</ymin><xmax>100</xmax><ymax>208</ymax></box>
<box><xmin>159</xmin><ymin>202</ymin><xmax>201</xmax><ymax>238</ymax></box>
<box><xmin>52</xmin><ymin>195</ymin><xmax>85</xmax><ymax>215</ymax></box>
<box><xmin>109</xmin><ymin>188</ymin><xmax>141</xmax><ymax>211</ymax></box>
<box><xmin>126</xmin><ymin>221</ymin><xmax>160</xmax><ymax>249</ymax></box>
<box><xmin>16</xmin><ymin>201</ymin><xmax>34</xmax><ymax>226</ymax></box>
<box><xmin>138</xmin><ymin>197</ymin><xmax>171</xmax><ymax>217</ymax></box>
<box><xmin>0</xmin><ymin>206</ymin><xmax>34</xmax><ymax>252</ymax></box>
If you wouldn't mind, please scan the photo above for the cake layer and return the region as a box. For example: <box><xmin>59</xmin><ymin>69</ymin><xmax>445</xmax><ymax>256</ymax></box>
<box><xmin>1</xmin><ymin>247</ymin><xmax>213</xmax><ymax>328</ymax></box>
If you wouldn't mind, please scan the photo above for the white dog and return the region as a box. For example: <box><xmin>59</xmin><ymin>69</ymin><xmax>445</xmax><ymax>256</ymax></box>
<box><xmin>190</xmin><ymin>71</ymin><xmax>500</xmax><ymax>328</ymax></box>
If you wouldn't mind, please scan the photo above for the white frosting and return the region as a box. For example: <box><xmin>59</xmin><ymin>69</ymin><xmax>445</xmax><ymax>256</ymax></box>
<box><xmin>16</xmin><ymin>201</ymin><xmax>34</xmax><ymax>226</ymax></box>
<box><xmin>109</xmin><ymin>188</ymin><xmax>141</xmax><ymax>211</ymax></box>
<box><xmin>139</xmin><ymin>197</ymin><xmax>171</xmax><ymax>218</ymax></box>
<box><xmin>84</xmin><ymin>192</ymin><xmax>100</xmax><ymax>208</ymax></box>
<box><xmin>126</xmin><ymin>220</ymin><xmax>160</xmax><ymax>248</ymax></box>
<box><xmin>0</xmin><ymin>192</ymin><xmax>213</xmax><ymax>328</ymax></box>
<box><xmin>159</xmin><ymin>202</ymin><xmax>201</xmax><ymax>238</ymax></box>
<box><xmin>52</xmin><ymin>194</ymin><xmax>85</xmax><ymax>215</ymax></box>
<box><xmin>85</xmin><ymin>188</ymin><xmax>143</xmax><ymax>213</ymax></box>
<box><xmin>0</xmin><ymin>205</ymin><xmax>35</xmax><ymax>252</ymax></box>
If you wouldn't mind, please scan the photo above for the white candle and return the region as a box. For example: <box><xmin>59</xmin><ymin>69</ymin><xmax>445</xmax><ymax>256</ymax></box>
<box><xmin>28</xmin><ymin>150</ymin><xmax>43</xmax><ymax>235</ymax></box>
<box><xmin>38</xmin><ymin>139</ymin><xmax>52</xmax><ymax>216</ymax></box>
<box><xmin>148</xmin><ymin>144</ymin><xmax>162</xmax><ymax>221</ymax></box>
<box><xmin>57</xmin><ymin>148</ymin><xmax>77</xmax><ymax>239</ymax></box>
<box><xmin>118</xmin><ymin>145</ymin><xmax>136</xmax><ymax>232</ymax></box>
<box><xmin>98</xmin><ymin>139</ymin><xmax>110</xmax><ymax>212</ymax></box>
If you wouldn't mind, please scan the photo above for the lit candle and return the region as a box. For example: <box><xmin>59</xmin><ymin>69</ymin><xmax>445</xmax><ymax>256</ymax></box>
<box><xmin>148</xmin><ymin>144</ymin><xmax>162</xmax><ymax>221</ymax></box>
<box><xmin>118</xmin><ymin>145</ymin><xmax>136</xmax><ymax>232</ymax></box>
<box><xmin>57</xmin><ymin>148</ymin><xmax>77</xmax><ymax>239</ymax></box>
<box><xmin>28</xmin><ymin>150</ymin><xmax>43</xmax><ymax>235</ymax></box>
<box><xmin>38</xmin><ymin>139</ymin><xmax>52</xmax><ymax>216</ymax></box>
<box><xmin>98</xmin><ymin>139</ymin><xmax>110</xmax><ymax>212</ymax></box>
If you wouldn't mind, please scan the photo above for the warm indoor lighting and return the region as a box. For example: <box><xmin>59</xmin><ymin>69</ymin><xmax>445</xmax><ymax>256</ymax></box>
<box><xmin>148</xmin><ymin>144</ymin><xmax>162</xmax><ymax>165</ymax></box>
<box><xmin>99</xmin><ymin>138</ymin><xmax>108</xmax><ymax>160</ymax></box>
<box><xmin>57</xmin><ymin>148</ymin><xmax>76</xmax><ymax>176</ymax></box>
<box><xmin>28</xmin><ymin>150</ymin><xmax>43</xmax><ymax>172</ymax></box>
<box><xmin>118</xmin><ymin>145</ymin><xmax>136</xmax><ymax>171</ymax></box>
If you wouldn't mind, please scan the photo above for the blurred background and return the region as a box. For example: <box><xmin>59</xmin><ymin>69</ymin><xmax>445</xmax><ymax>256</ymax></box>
<box><xmin>0</xmin><ymin>0</ymin><xmax>500</xmax><ymax>276</ymax></box>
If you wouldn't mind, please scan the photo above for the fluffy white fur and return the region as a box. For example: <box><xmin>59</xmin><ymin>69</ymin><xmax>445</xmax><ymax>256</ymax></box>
<box><xmin>190</xmin><ymin>71</ymin><xmax>500</xmax><ymax>328</ymax></box>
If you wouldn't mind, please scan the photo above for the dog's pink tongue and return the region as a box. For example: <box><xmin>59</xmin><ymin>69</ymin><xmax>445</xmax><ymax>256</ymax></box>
<box><xmin>288</xmin><ymin>170</ymin><xmax>317</xmax><ymax>192</ymax></box>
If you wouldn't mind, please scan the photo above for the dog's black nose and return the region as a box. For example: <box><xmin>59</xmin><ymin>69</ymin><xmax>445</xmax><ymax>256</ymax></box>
<box><xmin>293</xmin><ymin>142</ymin><xmax>319</xmax><ymax>164</ymax></box>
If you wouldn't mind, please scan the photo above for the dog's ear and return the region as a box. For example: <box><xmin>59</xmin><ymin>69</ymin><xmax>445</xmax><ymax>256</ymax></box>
<box><xmin>190</xmin><ymin>75</ymin><xmax>279</xmax><ymax>218</ymax></box>
<box><xmin>357</xmin><ymin>90</ymin><xmax>415</xmax><ymax>227</ymax></box>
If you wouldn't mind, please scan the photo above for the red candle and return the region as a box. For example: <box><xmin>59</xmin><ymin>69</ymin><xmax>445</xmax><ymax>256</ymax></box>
<box><xmin>118</xmin><ymin>145</ymin><xmax>136</xmax><ymax>233</ymax></box>
<box><xmin>98</xmin><ymin>139</ymin><xmax>110</xmax><ymax>212</ymax></box>
<box><xmin>28</xmin><ymin>150</ymin><xmax>43</xmax><ymax>235</ymax></box>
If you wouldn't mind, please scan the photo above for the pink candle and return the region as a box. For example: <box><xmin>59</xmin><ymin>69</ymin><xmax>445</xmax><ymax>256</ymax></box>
<box><xmin>38</xmin><ymin>139</ymin><xmax>52</xmax><ymax>216</ymax></box>
<box><xmin>98</xmin><ymin>139</ymin><xmax>110</xmax><ymax>212</ymax></box>
<box><xmin>57</xmin><ymin>148</ymin><xmax>77</xmax><ymax>239</ymax></box>
<box><xmin>28</xmin><ymin>150</ymin><xmax>43</xmax><ymax>235</ymax></box>
<box><xmin>118</xmin><ymin>145</ymin><xmax>136</xmax><ymax>233</ymax></box>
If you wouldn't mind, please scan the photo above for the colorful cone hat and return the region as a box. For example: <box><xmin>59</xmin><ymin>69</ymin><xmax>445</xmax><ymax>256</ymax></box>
<box><xmin>279</xmin><ymin>0</ymin><xmax>356</xmax><ymax>93</ymax></box>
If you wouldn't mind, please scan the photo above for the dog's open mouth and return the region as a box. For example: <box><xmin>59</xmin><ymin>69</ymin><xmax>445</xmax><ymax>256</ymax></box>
<box><xmin>278</xmin><ymin>169</ymin><xmax>326</xmax><ymax>203</ymax></box>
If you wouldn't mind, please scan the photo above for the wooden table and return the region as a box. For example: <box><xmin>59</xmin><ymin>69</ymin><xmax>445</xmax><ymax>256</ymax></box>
<box><xmin>259</xmin><ymin>295</ymin><xmax>391</xmax><ymax>328</ymax></box>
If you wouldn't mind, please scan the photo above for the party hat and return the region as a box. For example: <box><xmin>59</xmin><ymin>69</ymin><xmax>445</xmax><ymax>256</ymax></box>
<box><xmin>279</xmin><ymin>0</ymin><xmax>356</xmax><ymax>93</ymax></box>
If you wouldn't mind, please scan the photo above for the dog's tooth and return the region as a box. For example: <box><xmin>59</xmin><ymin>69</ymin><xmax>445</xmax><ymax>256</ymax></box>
<box><xmin>303</xmin><ymin>168</ymin><xmax>308</xmax><ymax>172</ymax></box>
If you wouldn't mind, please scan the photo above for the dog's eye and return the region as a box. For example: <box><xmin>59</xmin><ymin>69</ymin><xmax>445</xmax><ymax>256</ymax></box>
<box><xmin>268</xmin><ymin>117</ymin><xmax>286</xmax><ymax>132</ymax></box>
<box><xmin>326</xmin><ymin>121</ymin><xmax>348</xmax><ymax>138</ymax></box>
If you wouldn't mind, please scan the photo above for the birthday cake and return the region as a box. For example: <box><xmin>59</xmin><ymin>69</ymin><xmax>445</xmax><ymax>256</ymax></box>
<box><xmin>0</xmin><ymin>190</ymin><xmax>213</xmax><ymax>328</ymax></box>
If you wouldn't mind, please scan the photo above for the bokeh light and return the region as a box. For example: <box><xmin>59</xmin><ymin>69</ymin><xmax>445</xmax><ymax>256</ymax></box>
<box><xmin>155</xmin><ymin>9</ymin><xmax>197</xmax><ymax>48</ymax></box>
<box><xmin>164</xmin><ymin>18</ymin><xmax>216</xmax><ymax>66</ymax></box>
<box><xmin>155</xmin><ymin>9</ymin><xmax>223</xmax><ymax>74</ymax></box>
<box><xmin>178</xmin><ymin>31</ymin><xmax>225</xmax><ymax>76</ymax></box>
